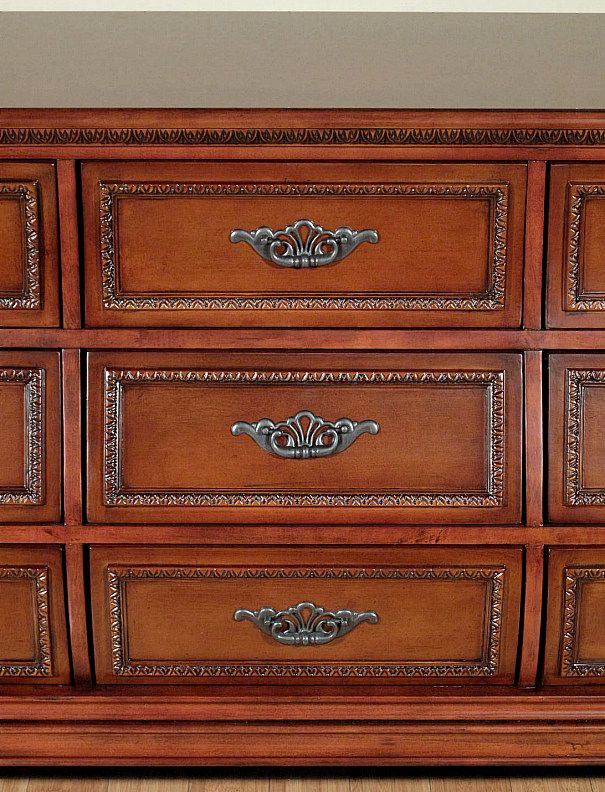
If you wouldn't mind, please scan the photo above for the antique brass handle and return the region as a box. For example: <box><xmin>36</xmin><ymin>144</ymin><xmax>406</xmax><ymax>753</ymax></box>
<box><xmin>233</xmin><ymin>601</ymin><xmax>379</xmax><ymax>646</ymax></box>
<box><xmin>230</xmin><ymin>218</ymin><xmax>379</xmax><ymax>268</ymax></box>
<box><xmin>231</xmin><ymin>409</ymin><xmax>379</xmax><ymax>459</ymax></box>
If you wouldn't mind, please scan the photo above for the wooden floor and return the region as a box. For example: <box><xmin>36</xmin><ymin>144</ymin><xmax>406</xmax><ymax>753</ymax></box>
<box><xmin>0</xmin><ymin>771</ymin><xmax>605</xmax><ymax>791</ymax></box>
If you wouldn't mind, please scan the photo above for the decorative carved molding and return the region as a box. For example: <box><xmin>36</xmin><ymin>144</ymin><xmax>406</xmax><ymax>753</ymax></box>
<box><xmin>5</xmin><ymin>125</ymin><xmax>605</xmax><ymax>147</ymax></box>
<box><xmin>564</xmin><ymin>368</ymin><xmax>605</xmax><ymax>506</ymax></box>
<box><xmin>0</xmin><ymin>368</ymin><xmax>45</xmax><ymax>505</ymax></box>
<box><xmin>561</xmin><ymin>565</ymin><xmax>605</xmax><ymax>677</ymax></box>
<box><xmin>0</xmin><ymin>182</ymin><xmax>41</xmax><ymax>310</ymax></box>
<box><xmin>107</xmin><ymin>564</ymin><xmax>505</xmax><ymax>678</ymax></box>
<box><xmin>0</xmin><ymin>566</ymin><xmax>52</xmax><ymax>677</ymax></box>
<box><xmin>99</xmin><ymin>181</ymin><xmax>508</xmax><ymax>312</ymax></box>
<box><xmin>565</xmin><ymin>184</ymin><xmax>605</xmax><ymax>311</ymax></box>
<box><xmin>103</xmin><ymin>367</ymin><xmax>505</xmax><ymax>509</ymax></box>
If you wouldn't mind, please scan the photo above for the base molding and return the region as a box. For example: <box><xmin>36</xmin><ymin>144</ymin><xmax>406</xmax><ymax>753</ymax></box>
<box><xmin>1</xmin><ymin>692</ymin><xmax>605</xmax><ymax>764</ymax></box>
<box><xmin>1</xmin><ymin>720</ymin><xmax>605</xmax><ymax>765</ymax></box>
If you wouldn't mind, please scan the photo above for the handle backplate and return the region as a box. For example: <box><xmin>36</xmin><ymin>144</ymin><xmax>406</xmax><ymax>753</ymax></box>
<box><xmin>231</xmin><ymin>409</ymin><xmax>379</xmax><ymax>459</ymax></box>
<box><xmin>230</xmin><ymin>218</ymin><xmax>379</xmax><ymax>269</ymax></box>
<box><xmin>233</xmin><ymin>601</ymin><xmax>379</xmax><ymax>646</ymax></box>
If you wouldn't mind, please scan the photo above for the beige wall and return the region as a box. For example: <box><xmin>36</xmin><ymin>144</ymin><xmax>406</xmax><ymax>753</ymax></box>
<box><xmin>0</xmin><ymin>12</ymin><xmax>603</xmax><ymax>107</ymax></box>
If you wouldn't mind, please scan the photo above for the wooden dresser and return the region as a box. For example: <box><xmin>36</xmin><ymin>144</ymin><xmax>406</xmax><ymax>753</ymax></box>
<box><xmin>3</xmin><ymin>109</ymin><xmax>605</xmax><ymax>765</ymax></box>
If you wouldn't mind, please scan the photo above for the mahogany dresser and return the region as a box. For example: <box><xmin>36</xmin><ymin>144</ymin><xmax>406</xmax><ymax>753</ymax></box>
<box><xmin>3</xmin><ymin>109</ymin><xmax>605</xmax><ymax>766</ymax></box>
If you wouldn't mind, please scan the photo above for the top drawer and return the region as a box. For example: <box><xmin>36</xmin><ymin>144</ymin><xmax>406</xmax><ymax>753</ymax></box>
<box><xmin>82</xmin><ymin>161</ymin><xmax>526</xmax><ymax>328</ymax></box>
<box><xmin>0</xmin><ymin>162</ymin><xmax>59</xmax><ymax>327</ymax></box>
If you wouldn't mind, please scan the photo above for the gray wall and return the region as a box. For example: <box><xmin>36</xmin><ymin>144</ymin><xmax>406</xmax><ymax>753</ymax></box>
<box><xmin>0</xmin><ymin>12</ymin><xmax>603</xmax><ymax>108</ymax></box>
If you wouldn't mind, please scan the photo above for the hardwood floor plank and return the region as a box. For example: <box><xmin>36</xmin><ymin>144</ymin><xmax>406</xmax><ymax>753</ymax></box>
<box><xmin>510</xmin><ymin>777</ymin><xmax>593</xmax><ymax>792</ymax></box>
<box><xmin>351</xmin><ymin>775</ymin><xmax>430</xmax><ymax>791</ymax></box>
<box><xmin>26</xmin><ymin>777</ymin><xmax>109</xmax><ymax>792</ymax></box>
<box><xmin>190</xmin><ymin>775</ymin><xmax>270</xmax><ymax>792</ymax></box>
<box><xmin>269</xmin><ymin>777</ymin><xmax>350</xmax><ymax>792</ymax></box>
<box><xmin>107</xmin><ymin>775</ymin><xmax>187</xmax><ymax>792</ymax></box>
<box><xmin>430</xmin><ymin>777</ymin><xmax>511</xmax><ymax>792</ymax></box>
<box><xmin>0</xmin><ymin>777</ymin><xmax>29</xmax><ymax>792</ymax></box>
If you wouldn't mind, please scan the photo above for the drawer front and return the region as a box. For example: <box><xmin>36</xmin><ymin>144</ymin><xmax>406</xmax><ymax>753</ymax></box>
<box><xmin>82</xmin><ymin>161</ymin><xmax>526</xmax><ymax>329</ymax></box>
<box><xmin>549</xmin><ymin>354</ymin><xmax>605</xmax><ymax>523</ymax></box>
<box><xmin>0</xmin><ymin>545</ymin><xmax>69</xmax><ymax>683</ymax></box>
<box><xmin>547</xmin><ymin>164</ymin><xmax>605</xmax><ymax>328</ymax></box>
<box><xmin>90</xmin><ymin>545</ymin><xmax>523</xmax><ymax>685</ymax></box>
<box><xmin>86</xmin><ymin>351</ymin><xmax>522</xmax><ymax>525</ymax></box>
<box><xmin>0</xmin><ymin>351</ymin><xmax>61</xmax><ymax>522</ymax></box>
<box><xmin>0</xmin><ymin>163</ymin><xmax>59</xmax><ymax>327</ymax></box>
<box><xmin>544</xmin><ymin>547</ymin><xmax>605</xmax><ymax>684</ymax></box>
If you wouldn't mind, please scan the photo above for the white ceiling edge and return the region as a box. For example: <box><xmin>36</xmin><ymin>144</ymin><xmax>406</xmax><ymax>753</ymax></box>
<box><xmin>0</xmin><ymin>1</ymin><xmax>604</xmax><ymax>10</ymax></box>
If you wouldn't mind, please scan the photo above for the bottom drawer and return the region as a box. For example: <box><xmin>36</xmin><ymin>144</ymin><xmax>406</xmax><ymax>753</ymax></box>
<box><xmin>544</xmin><ymin>547</ymin><xmax>605</xmax><ymax>684</ymax></box>
<box><xmin>0</xmin><ymin>545</ymin><xmax>70</xmax><ymax>684</ymax></box>
<box><xmin>90</xmin><ymin>545</ymin><xmax>522</xmax><ymax>685</ymax></box>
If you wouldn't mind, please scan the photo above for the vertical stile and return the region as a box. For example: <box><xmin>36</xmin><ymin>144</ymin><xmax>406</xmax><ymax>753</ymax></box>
<box><xmin>523</xmin><ymin>160</ymin><xmax>547</xmax><ymax>330</ymax></box>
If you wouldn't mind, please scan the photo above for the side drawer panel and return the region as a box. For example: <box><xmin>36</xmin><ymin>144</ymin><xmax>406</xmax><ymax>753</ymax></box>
<box><xmin>0</xmin><ymin>350</ymin><xmax>61</xmax><ymax>523</ymax></box>
<box><xmin>544</xmin><ymin>547</ymin><xmax>605</xmax><ymax>684</ymax></box>
<box><xmin>0</xmin><ymin>545</ymin><xmax>70</xmax><ymax>684</ymax></box>
<box><xmin>0</xmin><ymin>162</ymin><xmax>59</xmax><ymax>328</ymax></box>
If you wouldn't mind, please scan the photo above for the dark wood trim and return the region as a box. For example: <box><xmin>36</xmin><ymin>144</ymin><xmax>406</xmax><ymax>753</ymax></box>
<box><xmin>518</xmin><ymin>544</ymin><xmax>545</xmax><ymax>689</ymax></box>
<box><xmin>56</xmin><ymin>160</ymin><xmax>81</xmax><ymax>330</ymax></box>
<box><xmin>63</xmin><ymin>543</ymin><xmax>92</xmax><ymax>688</ymax></box>
<box><xmin>0</xmin><ymin>720</ymin><xmax>604</xmax><ymax>765</ymax></box>
<box><xmin>2</xmin><ymin>328</ymin><xmax>605</xmax><ymax>350</ymax></box>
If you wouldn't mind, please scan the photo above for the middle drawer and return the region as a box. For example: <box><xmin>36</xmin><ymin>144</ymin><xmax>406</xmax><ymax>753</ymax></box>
<box><xmin>87</xmin><ymin>351</ymin><xmax>522</xmax><ymax>524</ymax></box>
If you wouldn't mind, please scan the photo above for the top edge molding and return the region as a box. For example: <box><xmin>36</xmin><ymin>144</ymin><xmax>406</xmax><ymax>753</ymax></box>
<box><xmin>3</xmin><ymin>111</ymin><xmax>605</xmax><ymax>146</ymax></box>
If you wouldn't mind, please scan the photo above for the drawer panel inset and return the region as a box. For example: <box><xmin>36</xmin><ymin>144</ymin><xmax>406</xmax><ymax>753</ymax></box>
<box><xmin>86</xmin><ymin>351</ymin><xmax>522</xmax><ymax>525</ymax></box>
<box><xmin>90</xmin><ymin>546</ymin><xmax>523</xmax><ymax>685</ymax></box>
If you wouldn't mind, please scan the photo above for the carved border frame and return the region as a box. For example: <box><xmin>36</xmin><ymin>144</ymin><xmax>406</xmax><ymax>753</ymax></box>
<box><xmin>564</xmin><ymin>368</ymin><xmax>605</xmax><ymax>506</ymax></box>
<box><xmin>0</xmin><ymin>182</ymin><xmax>41</xmax><ymax>310</ymax></box>
<box><xmin>99</xmin><ymin>181</ymin><xmax>508</xmax><ymax>312</ymax></box>
<box><xmin>0</xmin><ymin>367</ymin><xmax>45</xmax><ymax>505</ymax></box>
<box><xmin>0</xmin><ymin>566</ymin><xmax>52</xmax><ymax>677</ymax></box>
<box><xmin>5</xmin><ymin>124</ymin><xmax>605</xmax><ymax>147</ymax></box>
<box><xmin>103</xmin><ymin>368</ymin><xmax>505</xmax><ymax>509</ymax></box>
<box><xmin>560</xmin><ymin>565</ymin><xmax>605</xmax><ymax>677</ymax></box>
<box><xmin>107</xmin><ymin>565</ymin><xmax>505</xmax><ymax>679</ymax></box>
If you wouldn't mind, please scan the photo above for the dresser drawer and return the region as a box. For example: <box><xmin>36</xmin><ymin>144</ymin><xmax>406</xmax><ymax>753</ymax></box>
<box><xmin>544</xmin><ymin>547</ymin><xmax>605</xmax><ymax>684</ymax></box>
<box><xmin>90</xmin><ymin>545</ymin><xmax>522</xmax><ymax>685</ymax></box>
<box><xmin>547</xmin><ymin>164</ymin><xmax>605</xmax><ymax>328</ymax></box>
<box><xmin>0</xmin><ymin>351</ymin><xmax>61</xmax><ymax>523</ymax></box>
<box><xmin>82</xmin><ymin>161</ymin><xmax>526</xmax><ymax>329</ymax></box>
<box><xmin>0</xmin><ymin>545</ymin><xmax>69</xmax><ymax>683</ymax></box>
<box><xmin>86</xmin><ymin>351</ymin><xmax>522</xmax><ymax>525</ymax></box>
<box><xmin>0</xmin><ymin>163</ymin><xmax>59</xmax><ymax>327</ymax></box>
<box><xmin>549</xmin><ymin>354</ymin><xmax>605</xmax><ymax>523</ymax></box>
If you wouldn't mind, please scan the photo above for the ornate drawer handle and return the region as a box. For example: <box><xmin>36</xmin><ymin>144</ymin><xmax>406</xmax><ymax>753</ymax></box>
<box><xmin>229</xmin><ymin>218</ymin><xmax>379</xmax><ymax>268</ymax></box>
<box><xmin>231</xmin><ymin>409</ymin><xmax>379</xmax><ymax>459</ymax></box>
<box><xmin>233</xmin><ymin>601</ymin><xmax>379</xmax><ymax>646</ymax></box>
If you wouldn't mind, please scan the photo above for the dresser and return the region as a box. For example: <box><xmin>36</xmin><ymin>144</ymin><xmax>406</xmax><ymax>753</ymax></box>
<box><xmin>2</xmin><ymin>110</ymin><xmax>605</xmax><ymax>765</ymax></box>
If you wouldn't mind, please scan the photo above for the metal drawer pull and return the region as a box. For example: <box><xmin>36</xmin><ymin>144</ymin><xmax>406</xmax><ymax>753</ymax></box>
<box><xmin>229</xmin><ymin>218</ymin><xmax>379</xmax><ymax>269</ymax></box>
<box><xmin>234</xmin><ymin>601</ymin><xmax>379</xmax><ymax>646</ymax></box>
<box><xmin>231</xmin><ymin>409</ymin><xmax>379</xmax><ymax>459</ymax></box>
